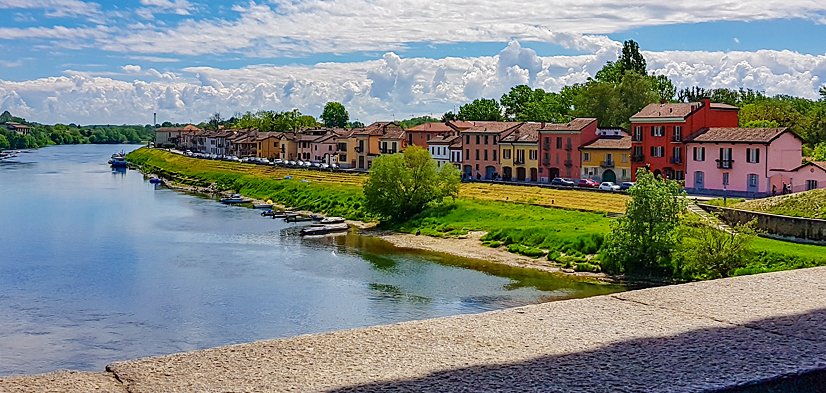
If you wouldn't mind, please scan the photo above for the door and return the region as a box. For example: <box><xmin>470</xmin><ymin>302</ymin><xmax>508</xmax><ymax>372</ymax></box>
<box><xmin>502</xmin><ymin>167</ymin><xmax>512</xmax><ymax>181</ymax></box>
<box><xmin>485</xmin><ymin>166</ymin><xmax>496</xmax><ymax>180</ymax></box>
<box><xmin>530</xmin><ymin>168</ymin><xmax>538</xmax><ymax>182</ymax></box>
<box><xmin>463</xmin><ymin>165</ymin><xmax>473</xmax><ymax>178</ymax></box>
<box><xmin>747</xmin><ymin>174</ymin><xmax>759</xmax><ymax>193</ymax></box>
<box><xmin>516</xmin><ymin>167</ymin><xmax>526</xmax><ymax>181</ymax></box>
<box><xmin>602</xmin><ymin>169</ymin><xmax>616</xmax><ymax>183</ymax></box>
<box><xmin>550</xmin><ymin>168</ymin><xmax>560</xmax><ymax>180</ymax></box>
<box><xmin>694</xmin><ymin>171</ymin><xmax>705</xmax><ymax>189</ymax></box>
<box><xmin>358</xmin><ymin>156</ymin><xmax>364</xmax><ymax>169</ymax></box>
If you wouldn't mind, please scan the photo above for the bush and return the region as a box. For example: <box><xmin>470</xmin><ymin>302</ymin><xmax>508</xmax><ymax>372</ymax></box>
<box><xmin>506</xmin><ymin>244</ymin><xmax>546</xmax><ymax>258</ymax></box>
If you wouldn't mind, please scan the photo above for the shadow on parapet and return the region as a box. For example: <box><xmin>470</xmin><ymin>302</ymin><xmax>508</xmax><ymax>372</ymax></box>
<box><xmin>327</xmin><ymin>308</ymin><xmax>826</xmax><ymax>393</ymax></box>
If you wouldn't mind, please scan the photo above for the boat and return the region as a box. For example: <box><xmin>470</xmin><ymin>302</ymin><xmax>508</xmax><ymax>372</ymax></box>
<box><xmin>220</xmin><ymin>194</ymin><xmax>251</xmax><ymax>204</ymax></box>
<box><xmin>253</xmin><ymin>200</ymin><xmax>275</xmax><ymax>209</ymax></box>
<box><xmin>300</xmin><ymin>222</ymin><xmax>349</xmax><ymax>236</ymax></box>
<box><xmin>262</xmin><ymin>209</ymin><xmax>291</xmax><ymax>218</ymax></box>
<box><xmin>108</xmin><ymin>152</ymin><xmax>128</xmax><ymax>167</ymax></box>
<box><xmin>319</xmin><ymin>216</ymin><xmax>346</xmax><ymax>224</ymax></box>
<box><xmin>285</xmin><ymin>214</ymin><xmax>313</xmax><ymax>222</ymax></box>
<box><xmin>149</xmin><ymin>178</ymin><xmax>162</xmax><ymax>184</ymax></box>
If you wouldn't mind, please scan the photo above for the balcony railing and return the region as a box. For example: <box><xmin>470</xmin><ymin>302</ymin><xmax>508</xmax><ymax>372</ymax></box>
<box><xmin>543</xmin><ymin>143</ymin><xmax>551</xmax><ymax>151</ymax></box>
<box><xmin>600</xmin><ymin>160</ymin><xmax>614</xmax><ymax>168</ymax></box>
<box><xmin>670</xmin><ymin>157</ymin><xmax>682</xmax><ymax>164</ymax></box>
<box><xmin>380</xmin><ymin>148</ymin><xmax>397</xmax><ymax>154</ymax></box>
<box><xmin>631</xmin><ymin>154</ymin><xmax>645</xmax><ymax>163</ymax></box>
<box><xmin>564</xmin><ymin>144</ymin><xmax>573</xmax><ymax>151</ymax></box>
<box><xmin>514</xmin><ymin>159</ymin><xmax>525</xmax><ymax>165</ymax></box>
<box><xmin>632</xmin><ymin>136</ymin><xmax>643</xmax><ymax>142</ymax></box>
<box><xmin>563</xmin><ymin>159</ymin><xmax>573</xmax><ymax>167</ymax></box>
<box><xmin>716</xmin><ymin>159</ymin><xmax>734</xmax><ymax>169</ymax></box>
<box><xmin>671</xmin><ymin>136</ymin><xmax>682</xmax><ymax>143</ymax></box>
<box><xmin>542</xmin><ymin>159</ymin><xmax>551</xmax><ymax>166</ymax></box>
<box><xmin>354</xmin><ymin>146</ymin><xmax>363</xmax><ymax>153</ymax></box>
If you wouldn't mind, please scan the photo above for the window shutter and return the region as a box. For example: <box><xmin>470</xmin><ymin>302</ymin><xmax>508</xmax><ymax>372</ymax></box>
<box><xmin>746</xmin><ymin>148</ymin><xmax>751</xmax><ymax>163</ymax></box>
<box><xmin>651</xmin><ymin>127</ymin><xmax>655</xmax><ymax>137</ymax></box>
<box><xmin>651</xmin><ymin>146</ymin><xmax>655</xmax><ymax>156</ymax></box>
<box><xmin>756</xmin><ymin>148</ymin><xmax>760</xmax><ymax>163</ymax></box>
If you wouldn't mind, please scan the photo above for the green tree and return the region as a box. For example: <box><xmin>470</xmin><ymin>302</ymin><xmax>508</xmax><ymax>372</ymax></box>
<box><xmin>602</xmin><ymin>168</ymin><xmax>687</xmax><ymax>277</ymax></box>
<box><xmin>441</xmin><ymin>112</ymin><xmax>457</xmax><ymax>122</ymax></box>
<box><xmin>651</xmin><ymin>75</ymin><xmax>676</xmax><ymax>102</ymax></box>
<box><xmin>0</xmin><ymin>134</ymin><xmax>9</xmax><ymax>149</ymax></box>
<box><xmin>676</xmin><ymin>218</ymin><xmax>757</xmax><ymax>279</ymax></box>
<box><xmin>363</xmin><ymin>146</ymin><xmax>461</xmax><ymax>222</ymax></box>
<box><xmin>0</xmin><ymin>110</ymin><xmax>12</xmax><ymax>123</ymax></box>
<box><xmin>619</xmin><ymin>40</ymin><xmax>647</xmax><ymax>75</ymax></box>
<box><xmin>500</xmin><ymin>85</ymin><xmax>545</xmax><ymax>119</ymax></box>
<box><xmin>321</xmin><ymin>102</ymin><xmax>349</xmax><ymax>128</ymax></box>
<box><xmin>743</xmin><ymin>120</ymin><xmax>779</xmax><ymax>128</ymax></box>
<box><xmin>399</xmin><ymin>116</ymin><xmax>439</xmax><ymax>129</ymax></box>
<box><xmin>458</xmin><ymin>98</ymin><xmax>502</xmax><ymax>121</ymax></box>
<box><xmin>812</xmin><ymin>142</ymin><xmax>826</xmax><ymax>161</ymax></box>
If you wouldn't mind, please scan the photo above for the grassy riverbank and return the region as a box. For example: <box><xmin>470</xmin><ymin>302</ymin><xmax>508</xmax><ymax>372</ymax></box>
<box><xmin>128</xmin><ymin>148</ymin><xmax>826</xmax><ymax>279</ymax></box>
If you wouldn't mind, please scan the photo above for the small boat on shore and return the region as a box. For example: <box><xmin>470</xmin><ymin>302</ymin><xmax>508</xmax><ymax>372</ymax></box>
<box><xmin>253</xmin><ymin>200</ymin><xmax>275</xmax><ymax>209</ymax></box>
<box><xmin>262</xmin><ymin>210</ymin><xmax>292</xmax><ymax>218</ymax></box>
<box><xmin>109</xmin><ymin>152</ymin><xmax>128</xmax><ymax>167</ymax></box>
<box><xmin>319</xmin><ymin>216</ymin><xmax>346</xmax><ymax>224</ymax></box>
<box><xmin>300</xmin><ymin>222</ymin><xmax>349</xmax><ymax>236</ymax></box>
<box><xmin>285</xmin><ymin>214</ymin><xmax>313</xmax><ymax>222</ymax></box>
<box><xmin>220</xmin><ymin>194</ymin><xmax>251</xmax><ymax>204</ymax></box>
<box><xmin>149</xmin><ymin>178</ymin><xmax>162</xmax><ymax>184</ymax></box>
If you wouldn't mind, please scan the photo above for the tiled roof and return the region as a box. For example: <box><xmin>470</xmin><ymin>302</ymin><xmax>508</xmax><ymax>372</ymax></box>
<box><xmin>454</xmin><ymin>121</ymin><xmax>522</xmax><ymax>134</ymax></box>
<box><xmin>539</xmin><ymin>118</ymin><xmax>597</xmax><ymax>132</ymax></box>
<box><xmin>380</xmin><ymin>130</ymin><xmax>405</xmax><ymax>140</ymax></box>
<box><xmin>501</xmin><ymin>122</ymin><xmax>541</xmax><ymax>143</ymax></box>
<box><xmin>581</xmin><ymin>135</ymin><xmax>632</xmax><ymax>150</ymax></box>
<box><xmin>407</xmin><ymin>122</ymin><xmax>454</xmax><ymax>132</ymax></box>
<box><xmin>428</xmin><ymin>135</ymin><xmax>460</xmax><ymax>145</ymax></box>
<box><xmin>253</xmin><ymin>132</ymin><xmax>284</xmax><ymax>141</ymax></box>
<box><xmin>156</xmin><ymin>124</ymin><xmax>201</xmax><ymax>132</ymax></box>
<box><xmin>632</xmin><ymin>102</ymin><xmax>739</xmax><ymax>119</ymax></box>
<box><xmin>684</xmin><ymin>128</ymin><xmax>791</xmax><ymax>143</ymax></box>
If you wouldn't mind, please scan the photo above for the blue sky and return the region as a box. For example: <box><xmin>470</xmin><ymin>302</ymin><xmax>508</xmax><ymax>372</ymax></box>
<box><xmin>1</xmin><ymin>0</ymin><xmax>826</xmax><ymax>125</ymax></box>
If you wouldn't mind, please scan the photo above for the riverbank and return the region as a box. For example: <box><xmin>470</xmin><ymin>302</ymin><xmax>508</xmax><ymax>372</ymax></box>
<box><xmin>5</xmin><ymin>266</ymin><xmax>826</xmax><ymax>392</ymax></box>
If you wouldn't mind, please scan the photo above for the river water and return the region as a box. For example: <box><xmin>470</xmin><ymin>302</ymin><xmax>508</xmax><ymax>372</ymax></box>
<box><xmin>0</xmin><ymin>144</ymin><xmax>626</xmax><ymax>376</ymax></box>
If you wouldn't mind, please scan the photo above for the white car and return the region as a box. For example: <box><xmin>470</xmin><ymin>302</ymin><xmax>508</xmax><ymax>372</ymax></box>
<box><xmin>599</xmin><ymin>182</ymin><xmax>621</xmax><ymax>191</ymax></box>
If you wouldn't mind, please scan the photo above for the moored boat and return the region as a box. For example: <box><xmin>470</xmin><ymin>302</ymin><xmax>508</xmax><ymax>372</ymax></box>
<box><xmin>220</xmin><ymin>194</ymin><xmax>251</xmax><ymax>204</ymax></box>
<box><xmin>253</xmin><ymin>200</ymin><xmax>275</xmax><ymax>209</ymax></box>
<box><xmin>300</xmin><ymin>222</ymin><xmax>349</xmax><ymax>236</ymax></box>
<box><xmin>109</xmin><ymin>152</ymin><xmax>128</xmax><ymax>167</ymax></box>
<box><xmin>285</xmin><ymin>214</ymin><xmax>313</xmax><ymax>222</ymax></box>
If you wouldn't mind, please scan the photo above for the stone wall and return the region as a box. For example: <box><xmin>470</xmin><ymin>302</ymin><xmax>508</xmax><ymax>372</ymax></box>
<box><xmin>699</xmin><ymin>204</ymin><xmax>826</xmax><ymax>242</ymax></box>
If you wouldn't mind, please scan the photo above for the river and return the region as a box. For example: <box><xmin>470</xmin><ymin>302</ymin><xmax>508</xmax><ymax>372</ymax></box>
<box><xmin>0</xmin><ymin>144</ymin><xmax>626</xmax><ymax>376</ymax></box>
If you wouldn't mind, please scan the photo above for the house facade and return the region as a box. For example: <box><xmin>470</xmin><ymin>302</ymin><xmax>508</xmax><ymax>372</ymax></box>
<box><xmin>279</xmin><ymin>133</ymin><xmax>298</xmax><ymax>161</ymax></box>
<box><xmin>2</xmin><ymin>122</ymin><xmax>31</xmax><ymax>135</ymax></box>
<box><xmin>456</xmin><ymin>121</ymin><xmax>521</xmax><ymax>179</ymax></box>
<box><xmin>406</xmin><ymin>122</ymin><xmax>455</xmax><ymax>147</ymax></box>
<box><xmin>427</xmin><ymin>135</ymin><xmax>460</xmax><ymax>167</ymax></box>
<box><xmin>500</xmin><ymin>122</ymin><xmax>540</xmax><ymax>182</ymax></box>
<box><xmin>537</xmin><ymin>118</ymin><xmax>599</xmax><ymax>182</ymax></box>
<box><xmin>769</xmin><ymin>162</ymin><xmax>826</xmax><ymax>194</ymax></box>
<box><xmin>346</xmin><ymin>122</ymin><xmax>403</xmax><ymax>170</ymax></box>
<box><xmin>155</xmin><ymin>124</ymin><xmax>201</xmax><ymax>148</ymax></box>
<box><xmin>256</xmin><ymin>132</ymin><xmax>283</xmax><ymax>160</ymax></box>
<box><xmin>580</xmin><ymin>130</ymin><xmax>633</xmax><ymax>183</ymax></box>
<box><xmin>684</xmin><ymin>127</ymin><xmax>806</xmax><ymax>197</ymax></box>
<box><xmin>630</xmin><ymin>99</ymin><xmax>739</xmax><ymax>181</ymax></box>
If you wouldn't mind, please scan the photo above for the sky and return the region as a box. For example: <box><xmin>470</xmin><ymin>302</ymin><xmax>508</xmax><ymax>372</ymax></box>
<box><xmin>1</xmin><ymin>1</ymin><xmax>826</xmax><ymax>125</ymax></box>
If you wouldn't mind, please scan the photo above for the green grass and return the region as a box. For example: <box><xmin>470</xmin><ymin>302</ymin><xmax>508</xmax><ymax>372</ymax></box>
<box><xmin>734</xmin><ymin>189</ymin><xmax>826</xmax><ymax>219</ymax></box>
<box><xmin>731</xmin><ymin>237</ymin><xmax>826</xmax><ymax>276</ymax></box>
<box><xmin>391</xmin><ymin>198</ymin><xmax>612</xmax><ymax>255</ymax></box>
<box><xmin>702</xmin><ymin>197</ymin><xmax>746</xmax><ymax>207</ymax></box>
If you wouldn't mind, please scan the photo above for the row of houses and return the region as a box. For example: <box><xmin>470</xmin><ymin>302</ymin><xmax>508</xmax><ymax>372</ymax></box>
<box><xmin>155</xmin><ymin>100</ymin><xmax>826</xmax><ymax>197</ymax></box>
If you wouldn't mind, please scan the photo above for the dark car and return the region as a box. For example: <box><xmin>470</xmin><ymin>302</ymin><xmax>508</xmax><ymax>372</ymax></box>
<box><xmin>576</xmin><ymin>179</ymin><xmax>599</xmax><ymax>188</ymax></box>
<box><xmin>619</xmin><ymin>181</ymin><xmax>635</xmax><ymax>190</ymax></box>
<box><xmin>550</xmin><ymin>177</ymin><xmax>575</xmax><ymax>187</ymax></box>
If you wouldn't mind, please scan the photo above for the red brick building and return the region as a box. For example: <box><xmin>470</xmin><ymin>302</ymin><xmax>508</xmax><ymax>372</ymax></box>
<box><xmin>630</xmin><ymin>98</ymin><xmax>739</xmax><ymax>180</ymax></box>
<box><xmin>454</xmin><ymin>121</ymin><xmax>522</xmax><ymax>179</ymax></box>
<box><xmin>405</xmin><ymin>122</ymin><xmax>456</xmax><ymax>147</ymax></box>
<box><xmin>537</xmin><ymin>119</ymin><xmax>599</xmax><ymax>182</ymax></box>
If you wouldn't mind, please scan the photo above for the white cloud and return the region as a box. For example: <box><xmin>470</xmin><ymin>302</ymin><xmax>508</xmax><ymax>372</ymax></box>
<box><xmin>0</xmin><ymin>25</ymin><xmax>110</xmax><ymax>40</ymax></box>
<box><xmin>2</xmin><ymin>43</ymin><xmax>825</xmax><ymax>125</ymax></box>
<box><xmin>122</xmin><ymin>64</ymin><xmax>142</xmax><ymax>74</ymax></box>
<box><xmin>136</xmin><ymin>0</ymin><xmax>194</xmax><ymax>19</ymax></box>
<box><xmin>0</xmin><ymin>0</ymin><xmax>102</xmax><ymax>18</ymax></box>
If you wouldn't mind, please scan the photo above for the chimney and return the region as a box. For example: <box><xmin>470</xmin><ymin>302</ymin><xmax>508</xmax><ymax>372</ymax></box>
<box><xmin>702</xmin><ymin>97</ymin><xmax>711</xmax><ymax>107</ymax></box>
<box><xmin>661</xmin><ymin>100</ymin><xmax>667</xmax><ymax>104</ymax></box>
<box><xmin>541</xmin><ymin>122</ymin><xmax>545</xmax><ymax>128</ymax></box>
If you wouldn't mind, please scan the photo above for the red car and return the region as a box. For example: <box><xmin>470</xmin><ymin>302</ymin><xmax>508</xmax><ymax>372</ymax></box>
<box><xmin>576</xmin><ymin>179</ymin><xmax>599</xmax><ymax>188</ymax></box>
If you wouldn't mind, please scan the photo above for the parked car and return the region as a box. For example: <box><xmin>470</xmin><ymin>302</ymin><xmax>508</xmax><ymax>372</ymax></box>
<box><xmin>577</xmin><ymin>179</ymin><xmax>599</xmax><ymax>188</ymax></box>
<box><xmin>550</xmin><ymin>177</ymin><xmax>575</xmax><ymax>187</ymax></box>
<box><xmin>620</xmin><ymin>182</ymin><xmax>635</xmax><ymax>190</ymax></box>
<box><xmin>599</xmin><ymin>182</ymin><xmax>621</xmax><ymax>191</ymax></box>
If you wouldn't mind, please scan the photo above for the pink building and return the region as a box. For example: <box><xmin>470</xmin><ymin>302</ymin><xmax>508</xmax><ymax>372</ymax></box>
<box><xmin>768</xmin><ymin>162</ymin><xmax>826</xmax><ymax>194</ymax></box>
<box><xmin>684</xmin><ymin>127</ymin><xmax>808</xmax><ymax>197</ymax></box>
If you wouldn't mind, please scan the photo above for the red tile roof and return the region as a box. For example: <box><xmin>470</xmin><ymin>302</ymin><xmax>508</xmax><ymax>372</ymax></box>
<box><xmin>453</xmin><ymin>121</ymin><xmax>522</xmax><ymax>134</ymax></box>
<box><xmin>632</xmin><ymin>102</ymin><xmax>739</xmax><ymax>119</ymax></box>
<box><xmin>407</xmin><ymin>122</ymin><xmax>454</xmax><ymax>132</ymax></box>
<box><xmin>427</xmin><ymin>135</ymin><xmax>461</xmax><ymax>145</ymax></box>
<box><xmin>501</xmin><ymin>122</ymin><xmax>541</xmax><ymax>143</ymax></box>
<box><xmin>580</xmin><ymin>135</ymin><xmax>632</xmax><ymax>150</ymax></box>
<box><xmin>684</xmin><ymin>127</ymin><xmax>791</xmax><ymax>143</ymax></box>
<box><xmin>538</xmin><ymin>118</ymin><xmax>597</xmax><ymax>132</ymax></box>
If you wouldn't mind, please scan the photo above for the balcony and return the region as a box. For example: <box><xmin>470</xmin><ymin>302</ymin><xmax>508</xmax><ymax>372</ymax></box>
<box><xmin>564</xmin><ymin>144</ymin><xmax>573</xmax><ymax>151</ymax></box>
<box><xmin>543</xmin><ymin>143</ymin><xmax>551</xmax><ymax>151</ymax></box>
<box><xmin>671</xmin><ymin>136</ymin><xmax>682</xmax><ymax>143</ymax></box>
<box><xmin>631</xmin><ymin>154</ymin><xmax>645</xmax><ymax>163</ymax></box>
<box><xmin>716</xmin><ymin>159</ymin><xmax>734</xmax><ymax>169</ymax></box>
<box><xmin>514</xmin><ymin>159</ymin><xmax>525</xmax><ymax>165</ymax></box>
<box><xmin>354</xmin><ymin>146</ymin><xmax>363</xmax><ymax>153</ymax></box>
<box><xmin>563</xmin><ymin>159</ymin><xmax>573</xmax><ymax>167</ymax></box>
<box><xmin>600</xmin><ymin>160</ymin><xmax>614</xmax><ymax>168</ymax></box>
<box><xmin>380</xmin><ymin>148</ymin><xmax>397</xmax><ymax>154</ymax></box>
<box><xmin>670</xmin><ymin>157</ymin><xmax>682</xmax><ymax>164</ymax></box>
<box><xmin>632</xmin><ymin>136</ymin><xmax>642</xmax><ymax>142</ymax></box>
<box><xmin>542</xmin><ymin>159</ymin><xmax>551</xmax><ymax>166</ymax></box>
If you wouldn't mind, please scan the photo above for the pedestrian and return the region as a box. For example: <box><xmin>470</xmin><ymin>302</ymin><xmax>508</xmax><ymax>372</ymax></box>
<box><xmin>782</xmin><ymin>182</ymin><xmax>788</xmax><ymax>195</ymax></box>
<box><xmin>772</xmin><ymin>184</ymin><xmax>777</xmax><ymax>197</ymax></box>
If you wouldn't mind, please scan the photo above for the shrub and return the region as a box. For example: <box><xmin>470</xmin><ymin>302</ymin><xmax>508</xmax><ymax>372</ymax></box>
<box><xmin>574</xmin><ymin>262</ymin><xmax>602</xmax><ymax>273</ymax></box>
<box><xmin>506</xmin><ymin>244</ymin><xmax>546</xmax><ymax>258</ymax></box>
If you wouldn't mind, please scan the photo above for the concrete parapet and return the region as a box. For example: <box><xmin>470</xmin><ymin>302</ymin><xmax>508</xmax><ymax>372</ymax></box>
<box><xmin>700</xmin><ymin>204</ymin><xmax>826</xmax><ymax>243</ymax></box>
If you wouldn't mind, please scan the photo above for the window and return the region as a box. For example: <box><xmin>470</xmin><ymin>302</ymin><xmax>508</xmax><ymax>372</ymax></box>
<box><xmin>633</xmin><ymin>145</ymin><xmax>643</xmax><ymax>158</ymax></box>
<box><xmin>516</xmin><ymin>149</ymin><xmax>525</xmax><ymax>163</ymax></box>
<box><xmin>503</xmin><ymin>149</ymin><xmax>511</xmax><ymax>159</ymax></box>
<box><xmin>719</xmin><ymin>148</ymin><xmax>733</xmax><ymax>168</ymax></box>
<box><xmin>484</xmin><ymin>149</ymin><xmax>488</xmax><ymax>160</ymax></box>
<box><xmin>672</xmin><ymin>146</ymin><xmax>681</xmax><ymax>162</ymax></box>
<box><xmin>583</xmin><ymin>152</ymin><xmax>591</xmax><ymax>162</ymax></box>
<box><xmin>622</xmin><ymin>154</ymin><xmax>627</xmax><ymax>163</ymax></box>
<box><xmin>529</xmin><ymin>150</ymin><xmax>537</xmax><ymax>160</ymax></box>
<box><xmin>466</xmin><ymin>135</ymin><xmax>470</xmax><ymax>144</ymax></box>
<box><xmin>426</xmin><ymin>134</ymin><xmax>430</xmax><ymax>141</ymax></box>
<box><xmin>674</xmin><ymin>171</ymin><xmax>684</xmax><ymax>181</ymax></box>
<box><xmin>466</xmin><ymin>149</ymin><xmax>470</xmax><ymax>159</ymax></box>
<box><xmin>493</xmin><ymin>150</ymin><xmax>497</xmax><ymax>161</ymax></box>
<box><xmin>409</xmin><ymin>133</ymin><xmax>413</xmax><ymax>144</ymax></box>
<box><xmin>476</xmin><ymin>135</ymin><xmax>480</xmax><ymax>144</ymax></box>
<box><xmin>622</xmin><ymin>169</ymin><xmax>628</xmax><ymax>178</ymax></box>
<box><xmin>556</xmin><ymin>153</ymin><xmax>559</xmax><ymax>164</ymax></box>
<box><xmin>633</xmin><ymin>126</ymin><xmax>643</xmax><ymax>141</ymax></box>
<box><xmin>475</xmin><ymin>149</ymin><xmax>479</xmax><ymax>160</ymax></box>
<box><xmin>673</xmin><ymin>126</ymin><xmax>682</xmax><ymax>141</ymax></box>
<box><xmin>484</xmin><ymin>135</ymin><xmax>489</xmax><ymax>145</ymax></box>
<box><xmin>807</xmin><ymin>180</ymin><xmax>818</xmax><ymax>190</ymax></box>
<box><xmin>746</xmin><ymin>148</ymin><xmax>760</xmax><ymax>163</ymax></box>
<box><xmin>652</xmin><ymin>126</ymin><xmax>665</xmax><ymax>137</ymax></box>
<box><xmin>748</xmin><ymin>174</ymin><xmax>759</xmax><ymax>188</ymax></box>
<box><xmin>723</xmin><ymin>172</ymin><xmax>729</xmax><ymax>186</ymax></box>
<box><xmin>556</xmin><ymin>137</ymin><xmax>562</xmax><ymax>149</ymax></box>
<box><xmin>493</xmin><ymin>136</ymin><xmax>498</xmax><ymax>144</ymax></box>
<box><xmin>693</xmin><ymin>147</ymin><xmax>706</xmax><ymax>161</ymax></box>
<box><xmin>650</xmin><ymin>146</ymin><xmax>664</xmax><ymax>157</ymax></box>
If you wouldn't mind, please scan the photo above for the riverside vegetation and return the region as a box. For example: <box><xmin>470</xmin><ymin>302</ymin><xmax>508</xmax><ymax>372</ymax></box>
<box><xmin>127</xmin><ymin>148</ymin><xmax>826</xmax><ymax>282</ymax></box>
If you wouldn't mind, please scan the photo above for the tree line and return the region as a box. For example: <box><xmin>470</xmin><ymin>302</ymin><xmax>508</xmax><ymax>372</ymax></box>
<box><xmin>0</xmin><ymin>111</ymin><xmax>155</xmax><ymax>150</ymax></box>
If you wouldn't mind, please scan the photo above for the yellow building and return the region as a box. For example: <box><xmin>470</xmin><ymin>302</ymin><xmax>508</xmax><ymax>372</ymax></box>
<box><xmin>278</xmin><ymin>133</ymin><xmax>298</xmax><ymax>161</ymax></box>
<box><xmin>345</xmin><ymin>122</ymin><xmax>403</xmax><ymax>170</ymax></box>
<box><xmin>499</xmin><ymin>123</ymin><xmax>540</xmax><ymax>182</ymax></box>
<box><xmin>579</xmin><ymin>130</ymin><xmax>632</xmax><ymax>183</ymax></box>
<box><xmin>256</xmin><ymin>132</ymin><xmax>283</xmax><ymax>160</ymax></box>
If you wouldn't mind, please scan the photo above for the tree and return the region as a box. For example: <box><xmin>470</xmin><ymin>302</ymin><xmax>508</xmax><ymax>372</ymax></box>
<box><xmin>676</xmin><ymin>218</ymin><xmax>756</xmax><ymax>279</ymax></box>
<box><xmin>206</xmin><ymin>113</ymin><xmax>223</xmax><ymax>130</ymax></box>
<box><xmin>363</xmin><ymin>146</ymin><xmax>461</xmax><ymax>222</ymax></box>
<box><xmin>619</xmin><ymin>40</ymin><xmax>646</xmax><ymax>75</ymax></box>
<box><xmin>441</xmin><ymin>111</ymin><xmax>457</xmax><ymax>122</ymax></box>
<box><xmin>457</xmin><ymin>98</ymin><xmax>502</xmax><ymax>121</ymax></box>
<box><xmin>500</xmin><ymin>85</ymin><xmax>545</xmax><ymax>119</ymax></box>
<box><xmin>321</xmin><ymin>102</ymin><xmax>349</xmax><ymax>128</ymax></box>
<box><xmin>651</xmin><ymin>75</ymin><xmax>676</xmax><ymax>102</ymax></box>
<box><xmin>0</xmin><ymin>110</ymin><xmax>12</xmax><ymax>123</ymax></box>
<box><xmin>812</xmin><ymin>142</ymin><xmax>826</xmax><ymax>161</ymax></box>
<box><xmin>0</xmin><ymin>134</ymin><xmax>9</xmax><ymax>149</ymax></box>
<box><xmin>743</xmin><ymin>120</ymin><xmax>779</xmax><ymax>128</ymax></box>
<box><xmin>602</xmin><ymin>168</ymin><xmax>687</xmax><ymax>277</ymax></box>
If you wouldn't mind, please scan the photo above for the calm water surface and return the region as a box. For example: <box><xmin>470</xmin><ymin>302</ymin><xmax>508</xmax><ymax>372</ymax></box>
<box><xmin>0</xmin><ymin>144</ymin><xmax>626</xmax><ymax>375</ymax></box>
